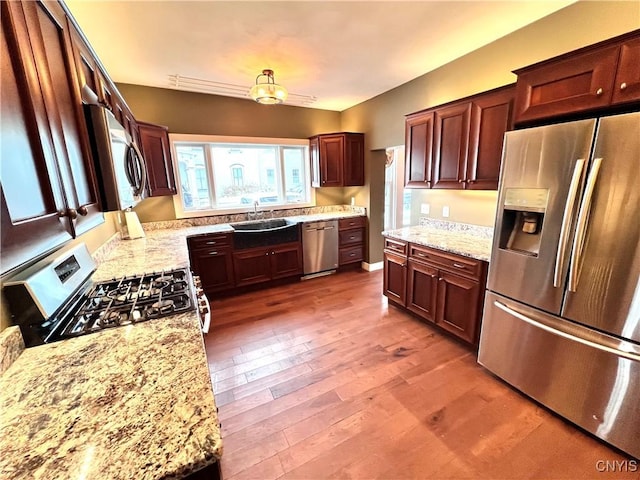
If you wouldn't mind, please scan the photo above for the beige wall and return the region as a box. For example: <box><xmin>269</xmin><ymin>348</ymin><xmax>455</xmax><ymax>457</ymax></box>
<box><xmin>341</xmin><ymin>1</ymin><xmax>639</xmax><ymax>263</ymax></box>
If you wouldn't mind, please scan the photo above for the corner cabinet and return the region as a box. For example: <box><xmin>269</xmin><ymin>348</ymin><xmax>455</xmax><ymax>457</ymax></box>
<box><xmin>1</xmin><ymin>0</ymin><xmax>104</xmax><ymax>275</ymax></box>
<box><xmin>383</xmin><ymin>238</ymin><xmax>488</xmax><ymax>346</ymax></box>
<box><xmin>310</xmin><ymin>133</ymin><xmax>364</xmax><ymax>187</ymax></box>
<box><xmin>404</xmin><ymin>84</ymin><xmax>514</xmax><ymax>191</ymax></box>
<box><xmin>513</xmin><ymin>30</ymin><xmax>640</xmax><ymax>126</ymax></box>
<box><xmin>137</xmin><ymin>121</ymin><xmax>178</xmax><ymax>197</ymax></box>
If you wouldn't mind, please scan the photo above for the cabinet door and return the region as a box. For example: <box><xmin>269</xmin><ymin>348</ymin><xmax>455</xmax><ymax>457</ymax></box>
<box><xmin>343</xmin><ymin>134</ymin><xmax>364</xmax><ymax>186</ymax></box>
<box><xmin>309</xmin><ymin>136</ymin><xmax>321</xmax><ymax>188</ymax></box>
<box><xmin>404</xmin><ymin>111</ymin><xmax>433</xmax><ymax>188</ymax></box>
<box><xmin>383</xmin><ymin>251</ymin><xmax>407</xmax><ymax>306</ymax></box>
<box><xmin>190</xmin><ymin>247</ymin><xmax>235</xmax><ymax>294</ymax></box>
<box><xmin>138</xmin><ymin>121</ymin><xmax>178</xmax><ymax>196</ymax></box>
<box><xmin>318</xmin><ymin>135</ymin><xmax>344</xmax><ymax>187</ymax></box>
<box><xmin>26</xmin><ymin>0</ymin><xmax>103</xmax><ymax>237</ymax></box>
<box><xmin>467</xmin><ymin>86</ymin><xmax>514</xmax><ymax>190</ymax></box>
<box><xmin>513</xmin><ymin>46</ymin><xmax>619</xmax><ymax>125</ymax></box>
<box><xmin>270</xmin><ymin>243</ymin><xmax>302</xmax><ymax>279</ymax></box>
<box><xmin>436</xmin><ymin>270</ymin><xmax>481</xmax><ymax>344</ymax></box>
<box><xmin>432</xmin><ymin>102</ymin><xmax>471</xmax><ymax>189</ymax></box>
<box><xmin>1</xmin><ymin>1</ymin><xmax>72</xmax><ymax>274</ymax></box>
<box><xmin>406</xmin><ymin>260</ymin><xmax>438</xmax><ymax>322</ymax></box>
<box><xmin>233</xmin><ymin>248</ymin><xmax>272</xmax><ymax>286</ymax></box>
<box><xmin>611</xmin><ymin>37</ymin><xmax>640</xmax><ymax>105</ymax></box>
<box><xmin>68</xmin><ymin>23</ymin><xmax>100</xmax><ymax>104</ymax></box>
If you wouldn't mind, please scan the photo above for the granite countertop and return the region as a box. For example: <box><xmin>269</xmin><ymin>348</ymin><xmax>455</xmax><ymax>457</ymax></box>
<box><xmin>0</xmin><ymin>313</ymin><xmax>222</xmax><ymax>480</ymax></box>
<box><xmin>382</xmin><ymin>220</ymin><xmax>494</xmax><ymax>262</ymax></box>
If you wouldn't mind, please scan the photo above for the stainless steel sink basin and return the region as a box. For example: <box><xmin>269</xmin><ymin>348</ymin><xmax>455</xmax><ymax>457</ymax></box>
<box><xmin>230</xmin><ymin>218</ymin><xmax>293</xmax><ymax>231</ymax></box>
<box><xmin>230</xmin><ymin>218</ymin><xmax>300</xmax><ymax>249</ymax></box>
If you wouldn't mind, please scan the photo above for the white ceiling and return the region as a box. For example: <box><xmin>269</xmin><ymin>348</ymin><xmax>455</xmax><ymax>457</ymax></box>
<box><xmin>64</xmin><ymin>1</ymin><xmax>576</xmax><ymax>111</ymax></box>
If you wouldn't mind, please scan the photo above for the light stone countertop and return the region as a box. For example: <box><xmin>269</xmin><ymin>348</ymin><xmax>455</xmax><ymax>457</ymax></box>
<box><xmin>382</xmin><ymin>220</ymin><xmax>494</xmax><ymax>262</ymax></box>
<box><xmin>0</xmin><ymin>313</ymin><xmax>221</xmax><ymax>480</ymax></box>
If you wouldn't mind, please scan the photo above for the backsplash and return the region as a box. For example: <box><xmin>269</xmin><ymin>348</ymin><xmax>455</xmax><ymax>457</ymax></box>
<box><xmin>418</xmin><ymin>217</ymin><xmax>494</xmax><ymax>239</ymax></box>
<box><xmin>141</xmin><ymin>205</ymin><xmax>366</xmax><ymax>231</ymax></box>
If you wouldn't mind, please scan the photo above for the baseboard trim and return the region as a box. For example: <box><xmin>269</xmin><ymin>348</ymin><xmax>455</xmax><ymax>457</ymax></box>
<box><xmin>362</xmin><ymin>261</ymin><xmax>383</xmax><ymax>272</ymax></box>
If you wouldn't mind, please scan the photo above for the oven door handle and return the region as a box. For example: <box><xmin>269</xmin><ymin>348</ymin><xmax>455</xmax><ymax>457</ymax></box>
<box><xmin>200</xmin><ymin>293</ymin><xmax>211</xmax><ymax>334</ymax></box>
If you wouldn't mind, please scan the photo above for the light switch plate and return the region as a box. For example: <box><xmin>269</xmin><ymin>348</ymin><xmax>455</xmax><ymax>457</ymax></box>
<box><xmin>442</xmin><ymin>206</ymin><xmax>450</xmax><ymax>217</ymax></box>
<box><xmin>420</xmin><ymin>203</ymin><xmax>430</xmax><ymax>214</ymax></box>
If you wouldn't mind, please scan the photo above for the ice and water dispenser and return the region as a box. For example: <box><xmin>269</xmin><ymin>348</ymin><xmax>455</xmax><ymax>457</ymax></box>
<box><xmin>497</xmin><ymin>188</ymin><xmax>549</xmax><ymax>257</ymax></box>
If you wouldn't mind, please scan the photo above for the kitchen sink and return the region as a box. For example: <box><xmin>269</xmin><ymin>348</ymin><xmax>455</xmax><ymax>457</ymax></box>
<box><xmin>230</xmin><ymin>218</ymin><xmax>294</xmax><ymax>231</ymax></box>
<box><xmin>231</xmin><ymin>218</ymin><xmax>300</xmax><ymax>249</ymax></box>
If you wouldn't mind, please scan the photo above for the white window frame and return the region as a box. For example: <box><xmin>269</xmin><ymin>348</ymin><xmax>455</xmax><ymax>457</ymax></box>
<box><xmin>170</xmin><ymin>134</ymin><xmax>315</xmax><ymax>218</ymax></box>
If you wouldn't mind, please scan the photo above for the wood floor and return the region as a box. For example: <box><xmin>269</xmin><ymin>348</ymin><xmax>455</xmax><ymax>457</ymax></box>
<box><xmin>204</xmin><ymin>269</ymin><xmax>637</xmax><ymax>480</ymax></box>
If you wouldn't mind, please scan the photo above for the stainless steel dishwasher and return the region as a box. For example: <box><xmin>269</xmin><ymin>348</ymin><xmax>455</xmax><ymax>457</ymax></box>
<box><xmin>302</xmin><ymin>220</ymin><xmax>339</xmax><ymax>276</ymax></box>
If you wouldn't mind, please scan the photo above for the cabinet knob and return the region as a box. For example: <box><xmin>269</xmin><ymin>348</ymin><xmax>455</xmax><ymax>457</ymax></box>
<box><xmin>77</xmin><ymin>205</ymin><xmax>89</xmax><ymax>216</ymax></box>
<box><xmin>620</xmin><ymin>82</ymin><xmax>627</xmax><ymax>91</ymax></box>
<box><xmin>58</xmin><ymin>208</ymin><xmax>78</xmax><ymax>220</ymax></box>
<box><xmin>458</xmin><ymin>179</ymin><xmax>464</xmax><ymax>183</ymax></box>
<box><xmin>468</xmin><ymin>180</ymin><xmax>476</xmax><ymax>184</ymax></box>
<box><xmin>596</xmin><ymin>88</ymin><xmax>603</xmax><ymax>96</ymax></box>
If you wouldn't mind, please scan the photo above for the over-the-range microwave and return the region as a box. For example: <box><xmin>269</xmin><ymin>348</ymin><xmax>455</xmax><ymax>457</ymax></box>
<box><xmin>84</xmin><ymin>104</ymin><xmax>147</xmax><ymax>211</ymax></box>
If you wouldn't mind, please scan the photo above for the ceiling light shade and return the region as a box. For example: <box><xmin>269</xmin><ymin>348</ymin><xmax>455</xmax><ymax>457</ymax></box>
<box><xmin>249</xmin><ymin>69</ymin><xmax>288</xmax><ymax>104</ymax></box>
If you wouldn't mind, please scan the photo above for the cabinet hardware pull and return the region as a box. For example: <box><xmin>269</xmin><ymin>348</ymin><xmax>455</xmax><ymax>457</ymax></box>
<box><xmin>349</xmin><ymin>253</ymin><xmax>356</xmax><ymax>257</ymax></box>
<box><xmin>77</xmin><ymin>205</ymin><xmax>89</xmax><ymax>216</ymax></box>
<box><xmin>468</xmin><ymin>180</ymin><xmax>476</xmax><ymax>184</ymax></box>
<box><xmin>58</xmin><ymin>208</ymin><xmax>78</xmax><ymax>220</ymax></box>
<box><xmin>453</xmin><ymin>263</ymin><xmax>466</xmax><ymax>269</ymax></box>
<box><xmin>206</xmin><ymin>241</ymin><xmax>217</xmax><ymax>245</ymax></box>
<box><xmin>349</xmin><ymin>236</ymin><xmax>355</xmax><ymax>239</ymax></box>
<box><xmin>458</xmin><ymin>179</ymin><xmax>463</xmax><ymax>183</ymax></box>
<box><xmin>208</xmin><ymin>251</ymin><xmax>218</xmax><ymax>255</ymax></box>
<box><xmin>438</xmin><ymin>277</ymin><xmax>443</xmax><ymax>281</ymax></box>
<box><xmin>620</xmin><ymin>82</ymin><xmax>627</xmax><ymax>91</ymax></box>
<box><xmin>417</xmin><ymin>253</ymin><xmax>428</xmax><ymax>258</ymax></box>
<box><xmin>596</xmin><ymin>87</ymin><xmax>603</xmax><ymax>96</ymax></box>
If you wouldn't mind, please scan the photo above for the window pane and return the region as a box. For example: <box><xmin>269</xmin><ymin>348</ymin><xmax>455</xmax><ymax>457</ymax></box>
<box><xmin>283</xmin><ymin>147</ymin><xmax>306</xmax><ymax>203</ymax></box>
<box><xmin>176</xmin><ymin>144</ymin><xmax>211</xmax><ymax>210</ymax></box>
<box><xmin>211</xmin><ymin>145</ymin><xmax>280</xmax><ymax>207</ymax></box>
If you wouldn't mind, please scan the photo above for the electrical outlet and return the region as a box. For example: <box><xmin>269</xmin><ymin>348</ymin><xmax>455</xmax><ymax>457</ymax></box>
<box><xmin>420</xmin><ymin>203</ymin><xmax>430</xmax><ymax>214</ymax></box>
<box><xmin>442</xmin><ymin>206</ymin><xmax>450</xmax><ymax>218</ymax></box>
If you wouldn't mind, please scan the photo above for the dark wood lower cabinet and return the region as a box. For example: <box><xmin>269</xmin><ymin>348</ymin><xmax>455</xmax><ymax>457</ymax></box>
<box><xmin>383</xmin><ymin>238</ymin><xmax>487</xmax><ymax>346</ymax></box>
<box><xmin>233</xmin><ymin>242</ymin><xmax>302</xmax><ymax>288</ymax></box>
<box><xmin>383</xmin><ymin>251</ymin><xmax>407</xmax><ymax>306</ymax></box>
<box><xmin>436</xmin><ymin>270</ymin><xmax>481</xmax><ymax>344</ymax></box>
<box><xmin>406</xmin><ymin>260</ymin><xmax>438</xmax><ymax>322</ymax></box>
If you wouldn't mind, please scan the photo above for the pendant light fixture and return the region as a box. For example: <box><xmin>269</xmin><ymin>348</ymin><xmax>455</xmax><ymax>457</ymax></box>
<box><xmin>249</xmin><ymin>69</ymin><xmax>288</xmax><ymax>105</ymax></box>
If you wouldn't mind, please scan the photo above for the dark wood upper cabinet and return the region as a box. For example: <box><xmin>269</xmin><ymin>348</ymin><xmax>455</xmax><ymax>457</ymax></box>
<box><xmin>467</xmin><ymin>85</ymin><xmax>515</xmax><ymax>190</ymax></box>
<box><xmin>404</xmin><ymin>111</ymin><xmax>433</xmax><ymax>188</ymax></box>
<box><xmin>513</xmin><ymin>30</ymin><xmax>640</xmax><ymax>125</ymax></box>
<box><xmin>1</xmin><ymin>0</ymin><xmax>104</xmax><ymax>275</ymax></box>
<box><xmin>405</xmin><ymin>85</ymin><xmax>514</xmax><ymax>191</ymax></box>
<box><xmin>611</xmin><ymin>36</ymin><xmax>640</xmax><ymax>105</ymax></box>
<box><xmin>310</xmin><ymin>133</ymin><xmax>364</xmax><ymax>187</ymax></box>
<box><xmin>431</xmin><ymin>102</ymin><xmax>471</xmax><ymax>189</ymax></box>
<box><xmin>137</xmin><ymin>121</ymin><xmax>177</xmax><ymax>197</ymax></box>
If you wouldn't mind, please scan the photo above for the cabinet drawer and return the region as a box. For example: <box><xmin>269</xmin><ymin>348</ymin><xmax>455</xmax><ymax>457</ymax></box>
<box><xmin>339</xmin><ymin>228</ymin><xmax>364</xmax><ymax>246</ymax></box>
<box><xmin>384</xmin><ymin>238</ymin><xmax>408</xmax><ymax>256</ymax></box>
<box><xmin>187</xmin><ymin>233</ymin><xmax>232</xmax><ymax>250</ymax></box>
<box><xmin>409</xmin><ymin>244</ymin><xmax>482</xmax><ymax>279</ymax></box>
<box><xmin>339</xmin><ymin>216</ymin><xmax>366</xmax><ymax>229</ymax></box>
<box><xmin>340</xmin><ymin>245</ymin><xmax>363</xmax><ymax>265</ymax></box>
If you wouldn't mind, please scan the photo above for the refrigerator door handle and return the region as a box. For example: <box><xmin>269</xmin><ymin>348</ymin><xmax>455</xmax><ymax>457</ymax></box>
<box><xmin>554</xmin><ymin>159</ymin><xmax>585</xmax><ymax>287</ymax></box>
<box><xmin>493</xmin><ymin>300</ymin><xmax>640</xmax><ymax>362</ymax></box>
<box><xmin>568</xmin><ymin>157</ymin><xmax>603</xmax><ymax>292</ymax></box>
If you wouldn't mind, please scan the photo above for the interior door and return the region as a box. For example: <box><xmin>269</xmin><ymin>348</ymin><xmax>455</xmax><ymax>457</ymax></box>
<box><xmin>487</xmin><ymin>119</ymin><xmax>596</xmax><ymax>315</ymax></box>
<box><xmin>561</xmin><ymin>112</ymin><xmax>640</xmax><ymax>343</ymax></box>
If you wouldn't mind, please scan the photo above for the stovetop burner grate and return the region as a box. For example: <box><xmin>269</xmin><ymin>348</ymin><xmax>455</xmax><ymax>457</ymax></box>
<box><xmin>56</xmin><ymin>268</ymin><xmax>195</xmax><ymax>339</ymax></box>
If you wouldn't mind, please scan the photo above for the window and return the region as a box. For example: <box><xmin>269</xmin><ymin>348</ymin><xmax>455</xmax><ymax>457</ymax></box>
<box><xmin>171</xmin><ymin>134</ymin><xmax>312</xmax><ymax>217</ymax></box>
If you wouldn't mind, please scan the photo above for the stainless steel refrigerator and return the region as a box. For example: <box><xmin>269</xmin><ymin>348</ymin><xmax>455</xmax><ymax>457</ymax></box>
<box><xmin>478</xmin><ymin>111</ymin><xmax>640</xmax><ymax>459</ymax></box>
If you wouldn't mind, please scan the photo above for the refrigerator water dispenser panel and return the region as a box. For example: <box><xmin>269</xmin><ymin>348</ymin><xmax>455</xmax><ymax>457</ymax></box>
<box><xmin>498</xmin><ymin>188</ymin><xmax>549</xmax><ymax>257</ymax></box>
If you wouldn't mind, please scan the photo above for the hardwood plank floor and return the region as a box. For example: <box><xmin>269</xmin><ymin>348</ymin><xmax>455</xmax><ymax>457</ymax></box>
<box><xmin>204</xmin><ymin>270</ymin><xmax>638</xmax><ymax>480</ymax></box>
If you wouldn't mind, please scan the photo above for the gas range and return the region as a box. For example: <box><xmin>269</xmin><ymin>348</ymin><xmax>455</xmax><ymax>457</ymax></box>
<box><xmin>3</xmin><ymin>244</ymin><xmax>206</xmax><ymax>348</ymax></box>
